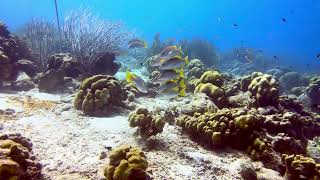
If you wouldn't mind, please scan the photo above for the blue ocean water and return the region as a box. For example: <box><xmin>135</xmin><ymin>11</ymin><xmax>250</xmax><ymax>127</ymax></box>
<box><xmin>1</xmin><ymin>0</ymin><xmax>320</xmax><ymax>72</ymax></box>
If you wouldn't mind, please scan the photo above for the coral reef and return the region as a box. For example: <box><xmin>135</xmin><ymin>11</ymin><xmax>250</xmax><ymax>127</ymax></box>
<box><xmin>103</xmin><ymin>146</ymin><xmax>149</xmax><ymax>180</ymax></box>
<box><xmin>194</xmin><ymin>83</ymin><xmax>228</xmax><ymax>108</ymax></box>
<box><xmin>74</xmin><ymin>75</ymin><xmax>126</xmax><ymax>116</ymax></box>
<box><xmin>128</xmin><ymin>108</ymin><xmax>166</xmax><ymax>137</ymax></box>
<box><xmin>198</xmin><ymin>70</ymin><xmax>224</xmax><ymax>87</ymax></box>
<box><xmin>0</xmin><ymin>133</ymin><xmax>42</xmax><ymax>179</ymax></box>
<box><xmin>282</xmin><ymin>154</ymin><xmax>320</xmax><ymax>180</ymax></box>
<box><xmin>241</xmin><ymin>72</ymin><xmax>279</xmax><ymax>107</ymax></box>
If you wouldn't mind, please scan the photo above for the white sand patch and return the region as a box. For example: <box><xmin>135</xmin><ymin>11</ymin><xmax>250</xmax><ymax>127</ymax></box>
<box><xmin>170</xmin><ymin>164</ymin><xmax>195</xmax><ymax>177</ymax></box>
<box><xmin>0</xmin><ymin>93</ymin><xmax>24</xmax><ymax>112</ymax></box>
<box><xmin>88</xmin><ymin>115</ymin><xmax>130</xmax><ymax>133</ymax></box>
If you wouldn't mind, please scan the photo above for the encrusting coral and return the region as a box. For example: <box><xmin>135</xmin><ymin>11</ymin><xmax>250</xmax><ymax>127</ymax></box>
<box><xmin>241</xmin><ymin>72</ymin><xmax>279</xmax><ymax>107</ymax></box>
<box><xmin>128</xmin><ymin>108</ymin><xmax>166</xmax><ymax>137</ymax></box>
<box><xmin>103</xmin><ymin>146</ymin><xmax>149</xmax><ymax>180</ymax></box>
<box><xmin>282</xmin><ymin>154</ymin><xmax>320</xmax><ymax>180</ymax></box>
<box><xmin>74</xmin><ymin>75</ymin><xmax>126</xmax><ymax>116</ymax></box>
<box><xmin>0</xmin><ymin>133</ymin><xmax>42</xmax><ymax>180</ymax></box>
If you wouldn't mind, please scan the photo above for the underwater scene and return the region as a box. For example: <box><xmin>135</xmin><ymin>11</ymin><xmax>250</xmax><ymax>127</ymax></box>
<box><xmin>0</xmin><ymin>0</ymin><xmax>320</xmax><ymax>179</ymax></box>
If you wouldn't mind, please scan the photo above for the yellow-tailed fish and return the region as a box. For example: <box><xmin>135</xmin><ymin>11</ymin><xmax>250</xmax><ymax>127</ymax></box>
<box><xmin>159</xmin><ymin>79</ymin><xmax>186</xmax><ymax>92</ymax></box>
<box><xmin>126</xmin><ymin>70</ymin><xmax>148</xmax><ymax>93</ymax></box>
<box><xmin>151</xmin><ymin>46</ymin><xmax>183</xmax><ymax>67</ymax></box>
<box><xmin>161</xmin><ymin>86</ymin><xmax>186</xmax><ymax>97</ymax></box>
<box><xmin>153</xmin><ymin>69</ymin><xmax>184</xmax><ymax>83</ymax></box>
<box><xmin>159</xmin><ymin>56</ymin><xmax>188</xmax><ymax>70</ymax></box>
<box><xmin>128</xmin><ymin>39</ymin><xmax>147</xmax><ymax>49</ymax></box>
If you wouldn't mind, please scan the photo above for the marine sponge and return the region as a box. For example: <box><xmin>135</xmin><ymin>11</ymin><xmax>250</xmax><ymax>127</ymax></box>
<box><xmin>199</xmin><ymin>70</ymin><xmax>224</xmax><ymax>87</ymax></box>
<box><xmin>282</xmin><ymin>154</ymin><xmax>320</xmax><ymax>180</ymax></box>
<box><xmin>103</xmin><ymin>146</ymin><xmax>149</xmax><ymax>180</ymax></box>
<box><xmin>247</xmin><ymin>72</ymin><xmax>279</xmax><ymax>107</ymax></box>
<box><xmin>0</xmin><ymin>133</ymin><xmax>42</xmax><ymax>179</ymax></box>
<box><xmin>194</xmin><ymin>83</ymin><xmax>228</xmax><ymax>108</ymax></box>
<box><xmin>74</xmin><ymin>75</ymin><xmax>126</xmax><ymax>116</ymax></box>
<box><xmin>128</xmin><ymin>108</ymin><xmax>166</xmax><ymax>137</ymax></box>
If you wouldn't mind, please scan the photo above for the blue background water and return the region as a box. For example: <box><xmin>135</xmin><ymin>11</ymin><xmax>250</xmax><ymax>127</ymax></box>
<box><xmin>1</xmin><ymin>0</ymin><xmax>320</xmax><ymax>72</ymax></box>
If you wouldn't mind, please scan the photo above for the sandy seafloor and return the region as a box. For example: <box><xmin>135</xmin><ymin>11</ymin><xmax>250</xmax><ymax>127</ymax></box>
<box><xmin>0</xmin><ymin>89</ymin><xmax>283</xmax><ymax>180</ymax></box>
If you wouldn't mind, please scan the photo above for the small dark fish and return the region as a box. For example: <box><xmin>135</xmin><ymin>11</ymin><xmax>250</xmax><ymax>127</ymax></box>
<box><xmin>282</xmin><ymin>17</ymin><xmax>287</xmax><ymax>22</ymax></box>
<box><xmin>258</xmin><ymin>49</ymin><xmax>263</xmax><ymax>53</ymax></box>
<box><xmin>233</xmin><ymin>23</ymin><xmax>238</xmax><ymax>27</ymax></box>
<box><xmin>290</xmin><ymin>10</ymin><xmax>295</xmax><ymax>14</ymax></box>
<box><xmin>306</xmin><ymin>63</ymin><xmax>310</xmax><ymax>67</ymax></box>
<box><xmin>274</xmin><ymin>55</ymin><xmax>277</xmax><ymax>59</ymax></box>
<box><xmin>316</xmin><ymin>53</ymin><xmax>320</xmax><ymax>58</ymax></box>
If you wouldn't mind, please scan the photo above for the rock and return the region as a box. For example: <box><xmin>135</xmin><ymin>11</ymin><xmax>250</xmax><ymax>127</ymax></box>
<box><xmin>257</xmin><ymin>168</ymin><xmax>282</xmax><ymax>180</ymax></box>
<box><xmin>92</xmin><ymin>52</ymin><xmax>120</xmax><ymax>75</ymax></box>
<box><xmin>228</xmin><ymin>91</ymin><xmax>254</xmax><ymax>108</ymax></box>
<box><xmin>229</xmin><ymin>159</ymin><xmax>257</xmax><ymax>180</ymax></box>
<box><xmin>279</xmin><ymin>72</ymin><xmax>309</xmax><ymax>93</ymax></box>
<box><xmin>12</xmin><ymin>72</ymin><xmax>35</xmax><ymax>91</ymax></box>
<box><xmin>15</xmin><ymin>59</ymin><xmax>38</xmax><ymax>77</ymax></box>
<box><xmin>38</xmin><ymin>69</ymin><xmax>65</xmax><ymax>93</ymax></box>
<box><xmin>265</xmin><ymin>69</ymin><xmax>284</xmax><ymax>78</ymax></box>
<box><xmin>47</xmin><ymin>53</ymin><xmax>86</xmax><ymax>78</ymax></box>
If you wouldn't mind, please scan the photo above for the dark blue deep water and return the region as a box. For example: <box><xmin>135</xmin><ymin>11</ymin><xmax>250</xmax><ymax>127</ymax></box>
<box><xmin>1</xmin><ymin>0</ymin><xmax>320</xmax><ymax>72</ymax></box>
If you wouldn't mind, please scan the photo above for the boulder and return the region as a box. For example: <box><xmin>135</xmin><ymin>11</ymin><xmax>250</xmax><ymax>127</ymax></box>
<box><xmin>38</xmin><ymin>69</ymin><xmax>65</xmax><ymax>92</ymax></box>
<box><xmin>15</xmin><ymin>59</ymin><xmax>38</xmax><ymax>77</ymax></box>
<box><xmin>92</xmin><ymin>52</ymin><xmax>120</xmax><ymax>75</ymax></box>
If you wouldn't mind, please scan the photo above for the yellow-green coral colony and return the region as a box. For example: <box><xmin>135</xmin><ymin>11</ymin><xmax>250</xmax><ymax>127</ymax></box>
<box><xmin>103</xmin><ymin>146</ymin><xmax>149</xmax><ymax>180</ymax></box>
<box><xmin>74</xmin><ymin>75</ymin><xmax>126</xmax><ymax>115</ymax></box>
<box><xmin>128</xmin><ymin>108</ymin><xmax>166</xmax><ymax>137</ymax></box>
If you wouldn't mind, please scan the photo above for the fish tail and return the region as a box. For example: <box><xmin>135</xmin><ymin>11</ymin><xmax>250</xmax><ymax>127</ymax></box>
<box><xmin>179</xmin><ymin>69</ymin><xmax>184</xmax><ymax>78</ymax></box>
<box><xmin>185</xmin><ymin>56</ymin><xmax>189</xmax><ymax>64</ymax></box>
<box><xmin>172</xmin><ymin>87</ymin><xmax>179</xmax><ymax>92</ymax></box>
<box><xmin>179</xmin><ymin>79</ymin><xmax>186</xmax><ymax>88</ymax></box>
<box><xmin>179</xmin><ymin>88</ymin><xmax>186</xmax><ymax>97</ymax></box>
<box><xmin>126</xmin><ymin>70</ymin><xmax>132</xmax><ymax>82</ymax></box>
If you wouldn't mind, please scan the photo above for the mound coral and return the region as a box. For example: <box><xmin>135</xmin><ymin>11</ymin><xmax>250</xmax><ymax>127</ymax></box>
<box><xmin>199</xmin><ymin>70</ymin><xmax>224</xmax><ymax>87</ymax></box>
<box><xmin>176</xmin><ymin>108</ymin><xmax>265</xmax><ymax>150</ymax></box>
<box><xmin>282</xmin><ymin>154</ymin><xmax>320</xmax><ymax>180</ymax></box>
<box><xmin>194</xmin><ymin>83</ymin><xmax>228</xmax><ymax>108</ymax></box>
<box><xmin>103</xmin><ymin>146</ymin><xmax>149</xmax><ymax>180</ymax></box>
<box><xmin>0</xmin><ymin>133</ymin><xmax>42</xmax><ymax>179</ymax></box>
<box><xmin>74</xmin><ymin>75</ymin><xmax>126</xmax><ymax>116</ymax></box>
<box><xmin>241</xmin><ymin>72</ymin><xmax>279</xmax><ymax>107</ymax></box>
<box><xmin>128</xmin><ymin>108</ymin><xmax>166</xmax><ymax>137</ymax></box>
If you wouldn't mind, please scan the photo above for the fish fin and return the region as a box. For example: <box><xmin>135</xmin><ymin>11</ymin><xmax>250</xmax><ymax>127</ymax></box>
<box><xmin>179</xmin><ymin>69</ymin><xmax>184</xmax><ymax>78</ymax></box>
<box><xmin>179</xmin><ymin>79</ymin><xmax>186</xmax><ymax>88</ymax></box>
<box><xmin>144</xmin><ymin>41</ymin><xmax>148</xmax><ymax>48</ymax></box>
<box><xmin>172</xmin><ymin>87</ymin><xmax>179</xmax><ymax>92</ymax></box>
<box><xmin>179</xmin><ymin>88</ymin><xmax>186</xmax><ymax>97</ymax></box>
<box><xmin>126</xmin><ymin>70</ymin><xmax>132</xmax><ymax>82</ymax></box>
<box><xmin>185</xmin><ymin>56</ymin><xmax>189</xmax><ymax>64</ymax></box>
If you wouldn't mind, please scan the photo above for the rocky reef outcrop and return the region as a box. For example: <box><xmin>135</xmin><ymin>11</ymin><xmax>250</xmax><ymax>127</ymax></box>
<box><xmin>0</xmin><ymin>21</ymin><xmax>36</xmax><ymax>85</ymax></box>
<box><xmin>103</xmin><ymin>146</ymin><xmax>149</xmax><ymax>180</ymax></box>
<box><xmin>0</xmin><ymin>133</ymin><xmax>42</xmax><ymax>179</ymax></box>
<box><xmin>74</xmin><ymin>75</ymin><xmax>126</xmax><ymax>116</ymax></box>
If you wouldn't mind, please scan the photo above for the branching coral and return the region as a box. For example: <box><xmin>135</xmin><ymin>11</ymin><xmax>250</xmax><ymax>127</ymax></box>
<box><xmin>128</xmin><ymin>108</ymin><xmax>166</xmax><ymax>137</ymax></box>
<box><xmin>74</xmin><ymin>75</ymin><xmax>126</xmax><ymax>116</ymax></box>
<box><xmin>103</xmin><ymin>146</ymin><xmax>149</xmax><ymax>180</ymax></box>
<box><xmin>282</xmin><ymin>154</ymin><xmax>320</xmax><ymax>180</ymax></box>
<box><xmin>0</xmin><ymin>133</ymin><xmax>42</xmax><ymax>179</ymax></box>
